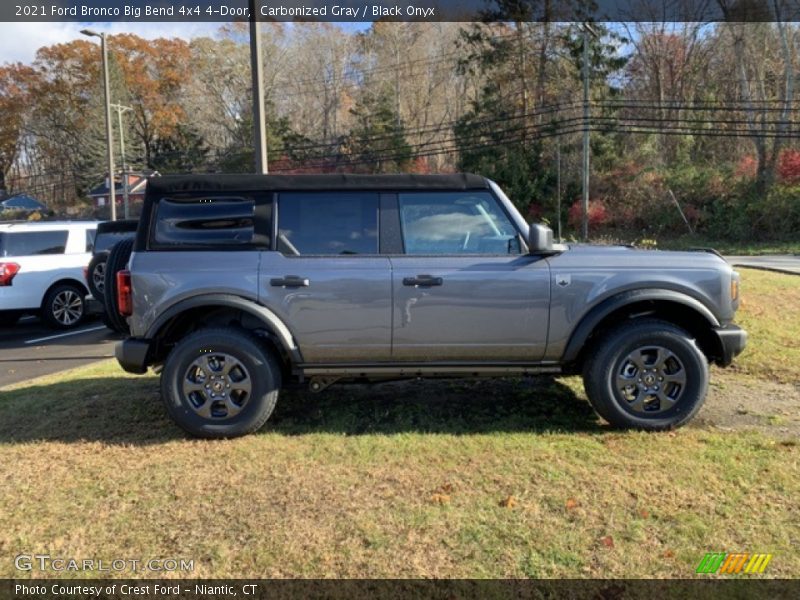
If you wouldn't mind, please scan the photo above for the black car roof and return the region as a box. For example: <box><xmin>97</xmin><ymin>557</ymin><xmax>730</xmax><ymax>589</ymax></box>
<box><xmin>145</xmin><ymin>173</ymin><xmax>489</xmax><ymax>196</ymax></box>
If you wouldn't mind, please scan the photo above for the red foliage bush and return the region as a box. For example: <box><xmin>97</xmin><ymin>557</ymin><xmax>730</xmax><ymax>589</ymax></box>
<box><xmin>735</xmin><ymin>155</ymin><xmax>757</xmax><ymax>180</ymax></box>
<box><xmin>568</xmin><ymin>199</ymin><xmax>609</xmax><ymax>230</ymax></box>
<box><xmin>778</xmin><ymin>149</ymin><xmax>800</xmax><ymax>184</ymax></box>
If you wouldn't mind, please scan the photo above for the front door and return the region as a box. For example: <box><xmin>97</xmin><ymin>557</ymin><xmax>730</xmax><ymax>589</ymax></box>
<box><xmin>260</xmin><ymin>191</ymin><xmax>392</xmax><ymax>363</ymax></box>
<box><xmin>390</xmin><ymin>191</ymin><xmax>551</xmax><ymax>362</ymax></box>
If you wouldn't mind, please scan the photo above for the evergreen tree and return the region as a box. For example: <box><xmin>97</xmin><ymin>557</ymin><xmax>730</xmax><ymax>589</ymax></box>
<box><xmin>346</xmin><ymin>85</ymin><xmax>412</xmax><ymax>173</ymax></box>
<box><xmin>79</xmin><ymin>52</ymin><xmax>143</xmax><ymax>192</ymax></box>
<box><xmin>149</xmin><ymin>125</ymin><xmax>210</xmax><ymax>173</ymax></box>
<box><xmin>217</xmin><ymin>100</ymin><xmax>291</xmax><ymax>173</ymax></box>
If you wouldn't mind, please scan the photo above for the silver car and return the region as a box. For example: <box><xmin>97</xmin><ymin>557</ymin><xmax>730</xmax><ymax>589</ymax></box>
<box><xmin>115</xmin><ymin>174</ymin><xmax>746</xmax><ymax>438</ymax></box>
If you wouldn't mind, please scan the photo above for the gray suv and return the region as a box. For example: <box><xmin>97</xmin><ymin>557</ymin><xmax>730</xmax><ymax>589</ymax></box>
<box><xmin>115</xmin><ymin>174</ymin><xmax>746</xmax><ymax>438</ymax></box>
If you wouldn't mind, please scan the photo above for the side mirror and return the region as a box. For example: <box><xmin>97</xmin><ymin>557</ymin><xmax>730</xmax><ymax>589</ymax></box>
<box><xmin>527</xmin><ymin>223</ymin><xmax>554</xmax><ymax>254</ymax></box>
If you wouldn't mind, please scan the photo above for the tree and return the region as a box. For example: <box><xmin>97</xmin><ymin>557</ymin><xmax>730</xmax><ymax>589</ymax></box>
<box><xmin>716</xmin><ymin>2</ymin><xmax>796</xmax><ymax>192</ymax></box>
<box><xmin>0</xmin><ymin>64</ymin><xmax>34</xmax><ymax>194</ymax></box>
<box><xmin>111</xmin><ymin>34</ymin><xmax>192</xmax><ymax>166</ymax></box>
<box><xmin>149</xmin><ymin>124</ymin><xmax>209</xmax><ymax>173</ymax></box>
<box><xmin>79</xmin><ymin>51</ymin><xmax>143</xmax><ymax>191</ymax></box>
<box><xmin>345</xmin><ymin>85</ymin><xmax>412</xmax><ymax>173</ymax></box>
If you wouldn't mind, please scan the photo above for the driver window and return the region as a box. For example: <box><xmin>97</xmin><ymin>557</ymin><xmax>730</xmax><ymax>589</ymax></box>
<box><xmin>398</xmin><ymin>192</ymin><xmax>520</xmax><ymax>255</ymax></box>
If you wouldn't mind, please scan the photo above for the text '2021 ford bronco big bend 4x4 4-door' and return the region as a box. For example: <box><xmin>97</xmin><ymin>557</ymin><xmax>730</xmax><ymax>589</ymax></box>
<box><xmin>115</xmin><ymin>174</ymin><xmax>746</xmax><ymax>438</ymax></box>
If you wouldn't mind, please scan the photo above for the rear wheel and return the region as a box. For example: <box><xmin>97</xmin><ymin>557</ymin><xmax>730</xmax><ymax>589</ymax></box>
<box><xmin>87</xmin><ymin>253</ymin><xmax>108</xmax><ymax>303</ymax></box>
<box><xmin>42</xmin><ymin>283</ymin><xmax>85</xmax><ymax>329</ymax></box>
<box><xmin>161</xmin><ymin>327</ymin><xmax>282</xmax><ymax>438</ymax></box>
<box><xmin>102</xmin><ymin>239</ymin><xmax>133</xmax><ymax>334</ymax></box>
<box><xmin>583</xmin><ymin>319</ymin><xmax>709</xmax><ymax>430</ymax></box>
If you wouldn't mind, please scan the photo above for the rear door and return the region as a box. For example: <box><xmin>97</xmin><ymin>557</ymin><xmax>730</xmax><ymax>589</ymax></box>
<box><xmin>389</xmin><ymin>191</ymin><xmax>551</xmax><ymax>362</ymax></box>
<box><xmin>259</xmin><ymin>191</ymin><xmax>392</xmax><ymax>363</ymax></box>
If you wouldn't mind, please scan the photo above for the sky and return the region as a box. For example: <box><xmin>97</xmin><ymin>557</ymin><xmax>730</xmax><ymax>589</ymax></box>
<box><xmin>0</xmin><ymin>21</ymin><xmax>371</xmax><ymax>65</ymax></box>
<box><xmin>0</xmin><ymin>22</ymin><xmax>224</xmax><ymax>64</ymax></box>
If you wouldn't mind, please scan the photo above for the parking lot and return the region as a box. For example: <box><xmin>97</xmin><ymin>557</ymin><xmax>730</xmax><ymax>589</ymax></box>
<box><xmin>0</xmin><ymin>316</ymin><xmax>121</xmax><ymax>387</ymax></box>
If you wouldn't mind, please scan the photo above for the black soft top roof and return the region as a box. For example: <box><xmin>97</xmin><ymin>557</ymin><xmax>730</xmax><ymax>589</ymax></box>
<box><xmin>145</xmin><ymin>173</ymin><xmax>489</xmax><ymax>197</ymax></box>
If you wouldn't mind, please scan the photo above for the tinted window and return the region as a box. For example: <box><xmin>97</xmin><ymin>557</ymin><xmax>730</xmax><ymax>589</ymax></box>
<box><xmin>0</xmin><ymin>231</ymin><xmax>68</xmax><ymax>257</ymax></box>
<box><xmin>398</xmin><ymin>192</ymin><xmax>520</xmax><ymax>255</ymax></box>
<box><xmin>94</xmin><ymin>230</ymin><xmax>134</xmax><ymax>253</ymax></box>
<box><xmin>153</xmin><ymin>197</ymin><xmax>256</xmax><ymax>247</ymax></box>
<box><xmin>278</xmin><ymin>193</ymin><xmax>378</xmax><ymax>255</ymax></box>
<box><xmin>86</xmin><ymin>229</ymin><xmax>96</xmax><ymax>253</ymax></box>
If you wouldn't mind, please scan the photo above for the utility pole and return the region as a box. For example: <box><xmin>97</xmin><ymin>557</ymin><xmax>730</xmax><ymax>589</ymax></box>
<box><xmin>111</xmin><ymin>103</ymin><xmax>133</xmax><ymax>219</ymax></box>
<box><xmin>556</xmin><ymin>135</ymin><xmax>562</xmax><ymax>242</ymax></box>
<box><xmin>81</xmin><ymin>29</ymin><xmax>116</xmax><ymax>220</ymax></box>
<box><xmin>249</xmin><ymin>0</ymin><xmax>268</xmax><ymax>174</ymax></box>
<box><xmin>581</xmin><ymin>24</ymin><xmax>591</xmax><ymax>242</ymax></box>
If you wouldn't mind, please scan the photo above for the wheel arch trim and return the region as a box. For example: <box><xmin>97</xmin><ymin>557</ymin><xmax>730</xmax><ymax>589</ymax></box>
<box><xmin>41</xmin><ymin>278</ymin><xmax>90</xmax><ymax>305</ymax></box>
<box><xmin>562</xmin><ymin>288</ymin><xmax>721</xmax><ymax>363</ymax></box>
<box><xmin>146</xmin><ymin>294</ymin><xmax>302</xmax><ymax>363</ymax></box>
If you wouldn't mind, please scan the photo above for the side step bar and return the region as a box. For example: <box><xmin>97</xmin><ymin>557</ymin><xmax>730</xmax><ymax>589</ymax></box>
<box><xmin>296</xmin><ymin>362</ymin><xmax>562</xmax><ymax>378</ymax></box>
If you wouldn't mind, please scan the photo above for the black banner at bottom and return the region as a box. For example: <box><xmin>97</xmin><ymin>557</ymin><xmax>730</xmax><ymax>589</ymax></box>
<box><xmin>2</xmin><ymin>579</ymin><xmax>800</xmax><ymax>600</ymax></box>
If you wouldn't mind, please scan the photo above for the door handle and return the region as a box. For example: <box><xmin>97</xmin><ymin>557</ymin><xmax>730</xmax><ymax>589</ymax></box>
<box><xmin>403</xmin><ymin>274</ymin><xmax>443</xmax><ymax>287</ymax></box>
<box><xmin>270</xmin><ymin>275</ymin><xmax>310</xmax><ymax>288</ymax></box>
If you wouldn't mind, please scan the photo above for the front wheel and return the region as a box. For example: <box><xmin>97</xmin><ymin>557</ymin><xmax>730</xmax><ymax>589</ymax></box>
<box><xmin>583</xmin><ymin>319</ymin><xmax>709</xmax><ymax>430</ymax></box>
<box><xmin>161</xmin><ymin>327</ymin><xmax>282</xmax><ymax>438</ymax></box>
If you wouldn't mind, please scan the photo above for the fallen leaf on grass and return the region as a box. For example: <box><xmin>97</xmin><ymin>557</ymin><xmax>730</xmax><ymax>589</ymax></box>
<box><xmin>499</xmin><ymin>495</ymin><xmax>517</xmax><ymax>508</ymax></box>
<box><xmin>600</xmin><ymin>535</ymin><xmax>615</xmax><ymax>548</ymax></box>
<box><xmin>566</xmin><ymin>498</ymin><xmax>579</xmax><ymax>511</ymax></box>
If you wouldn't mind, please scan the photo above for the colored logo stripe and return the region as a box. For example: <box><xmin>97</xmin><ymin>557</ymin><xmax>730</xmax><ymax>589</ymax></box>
<box><xmin>744</xmin><ymin>554</ymin><xmax>772</xmax><ymax>574</ymax></box>
<box><xmin>697</xmin><ymin>553</ymin><xmax>772</xmax><ymax>574</ymax></box>
<box><xmin>720</xmin><ymin>553</ymin><xmax>749</xmax><ymax>573</ymax></box>
<box><xmin>697</xmin><ymin>553</ymin><xmax>726</xmax><ymax>574</ymax></box>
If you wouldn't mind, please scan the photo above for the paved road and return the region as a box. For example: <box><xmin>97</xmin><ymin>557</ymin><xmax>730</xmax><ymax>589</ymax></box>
<box><xmin>725</xmin><ymin>254</ymin><xmax>800</xmax><ymax>275</ymax></box>
<box><xmin>0</xmin><ymin>316</ymin><xmax>122</xmax><ymax>388</ymax></box>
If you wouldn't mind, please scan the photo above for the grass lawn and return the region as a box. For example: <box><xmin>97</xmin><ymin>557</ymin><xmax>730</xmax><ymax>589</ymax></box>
<box><xmin>1</xmin><ymin>269</ymin><xmax>798</xmax><ymax>579</ymax></box>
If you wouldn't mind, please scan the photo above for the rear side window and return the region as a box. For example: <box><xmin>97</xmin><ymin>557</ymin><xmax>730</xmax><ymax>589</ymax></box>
<box><xmin>86</xmin><ymin>229</ymin><xmax>96</xmax><ymax>253</ymax></box>
<box><xmin>277</xmin><ymin>192</ymin><xmax>379</xmax><ymax>255</ymax></box>
<box><xmin>152</xmin><ymin>196</ymin><xmax>257</xmax><ymax>248</ymax></box>
<box><xmin>94</xmin><ymin>230</ymin><xmax>134</xmax><ymax>253</ymax></box>
<box><xmin>0</xmin><ymin>230</ymin><xmax>68</xmax><ymax>257</ymax></box>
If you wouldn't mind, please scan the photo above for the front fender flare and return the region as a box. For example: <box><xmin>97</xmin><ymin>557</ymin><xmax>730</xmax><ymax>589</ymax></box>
<box><xmin>146</xmin><ymin>293</ymin><xmax>302</xmax><ymax>363</ymax></box>
<box><xmin>561</xmin><ymin>289</ymin><xmax>720</xmax><ymax>363</ymax></box>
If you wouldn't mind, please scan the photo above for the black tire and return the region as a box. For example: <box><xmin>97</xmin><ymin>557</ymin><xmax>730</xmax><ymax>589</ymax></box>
<box><xmin>102</xmin><ymin>239</ymin><xmax>133</xmax><ymax>334</ymax></box>
<box><xmin>100</xmin><ymin>310</ymin><xmax>116</xmax><ymax>331</ymax></box>
<box><xmin>161</xmin><ymin>327</ymin><xmax>282</xmax><ymax>438</ymax></box>
<box><xmin>42</xmin><ymin>283</ymin><xmax>86</xmax><ymax>329</ymax></box>
<box><xmin>583</xmin><ymin>318</ymin><xmax>709</xmax><ymax>430</ymax></box>
<box><xmin>87</xmin><ymin>253</ymin><xmax>108</xmax><ymax>304</ymax></box>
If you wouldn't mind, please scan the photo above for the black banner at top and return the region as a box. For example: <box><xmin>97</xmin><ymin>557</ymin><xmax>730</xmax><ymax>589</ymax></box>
<box><xmin>3</xmin><ymin>0</ymin><xmax>800</xmax><ymax>22</ymax></box>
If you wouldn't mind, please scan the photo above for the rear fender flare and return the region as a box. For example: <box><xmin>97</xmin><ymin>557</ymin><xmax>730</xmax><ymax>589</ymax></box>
<box><xmin>146</xmin><ymin>294</ymin><xmax>302</xmax><ymax>363</ymax></box>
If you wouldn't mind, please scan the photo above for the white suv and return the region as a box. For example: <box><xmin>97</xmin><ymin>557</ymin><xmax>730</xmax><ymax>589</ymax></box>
<box><xmin>0</xmin><ymin>221</ymin><xmax>98</xmax><ymax>329</ymax></box>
